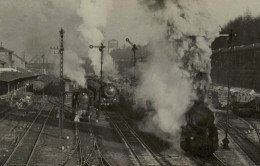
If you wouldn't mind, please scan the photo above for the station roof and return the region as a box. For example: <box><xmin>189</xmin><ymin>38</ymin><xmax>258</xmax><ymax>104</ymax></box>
<box><xmin>212</xmin><ymin>43</ymin><xmax>260</xmax><ymax>54</ymax></box>
<box><xmin>0</xmin><ymin>71</ymin><xmax>38</xmax><ymax>83</ymax></box>
<box><xmin>0</xmin><ymin>46</ymin><xmax>13</xmax><ymax>53</ymax></box>
<box><xmin>26</xmin><ymin>63</ymin><xmax>55</xmax><ymax>69</ymax></box>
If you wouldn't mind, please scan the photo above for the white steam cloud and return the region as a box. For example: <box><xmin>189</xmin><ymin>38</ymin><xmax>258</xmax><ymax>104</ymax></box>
<box><xmin>132</xmin><ymin>0</ymin><xmax>260</xmax><ymax>139</ymax></box>
<box><xmin>64</xmin><ymin>50</ymin><xmax>86</xmax><ymax>86</ymax></box>
<box><xmin>0</xmin><ymin>0</ymin><xmax>118</xmax><ymax>86</ymax></box>
<box><xmin>77</xmin><ymin>0</ymin><xmax>118</xmax><ymax>77</ymax></box>
<box><xmin>1</xmin><ymin>0</ymin><xmax>260</xmax><ymax>139</ymax></box>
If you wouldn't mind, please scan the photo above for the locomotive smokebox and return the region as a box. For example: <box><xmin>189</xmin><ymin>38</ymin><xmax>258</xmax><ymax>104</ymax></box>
<box><xmin>103</xmin><ymin>85</ymin><xmax>117</xmax><ymax>98</ymax></box>
<box><xmin>180</xmin><ymin>101</ymin><xmax>218</xmax><ymax>156</ymax></box>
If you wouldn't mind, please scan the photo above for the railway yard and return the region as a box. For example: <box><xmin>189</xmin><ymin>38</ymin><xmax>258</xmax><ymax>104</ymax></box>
<box><xmin>0</xmin><ymin>89</ymin><xmax>259</xmax><ymax>166</ymax></box>
<box><xmin>1</xmin><ymin>1</ymin><xmax>260</xmax><ymax>165</ymax></box>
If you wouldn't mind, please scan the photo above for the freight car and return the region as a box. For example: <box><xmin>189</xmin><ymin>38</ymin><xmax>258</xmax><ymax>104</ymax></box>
<box><xmin>232</xmin><ymin>97</ymin><xmax>260</xmax><ymax>117</ymax></box>
<box><xmin>180</xmin><ymin>101</ymin><xmax>218</xmax><ymax>156</ymax></box>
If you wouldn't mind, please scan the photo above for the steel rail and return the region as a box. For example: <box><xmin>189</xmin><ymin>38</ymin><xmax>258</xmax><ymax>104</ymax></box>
<box><xmin>0</xmin><ymin>102</ymin><xmax>43</xmax><ymax>165</ymax></box>
<box><xmin>108</xmin><ymin>113</ymin><xmax>161</xmax><ymax>166</ymax></box>
<box><xmin>243</xmin><ymin>118</ymin><xmax>260</xmax><ymax>145</ymax></box>
<box><xmin>84</xmin><ymin>124</ymin><xmax>110</xmax><ymax>166</ymax></box>
<box><xmin>25</xmin><ymin>105</ymin><xmax>54</xmax><ymax>165</ymax></box>
<box><xmin>60</xmin><ymin>122</ymin><xmax>81</xmax><ymax>166</ymax></box>
<box><xmin>218</xmin><ymin>121</ymin><xmax>260</xmax><ymax>166</ymax></box>
<box><xmin>2</xmin><ymin>104</ymin><xmax>52</xmax><ymax>166</ymax></box>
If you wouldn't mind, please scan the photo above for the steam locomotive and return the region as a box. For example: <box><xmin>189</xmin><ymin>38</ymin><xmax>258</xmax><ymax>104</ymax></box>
<box><xmin>180</xmin><ymin>101</ymin><xmax>218</xmax><ymax>156</ymax></box>
<box><xmin>86</xmin><ymin>76</ymin><xmax>119</xmax><ymax>109</ymax></box>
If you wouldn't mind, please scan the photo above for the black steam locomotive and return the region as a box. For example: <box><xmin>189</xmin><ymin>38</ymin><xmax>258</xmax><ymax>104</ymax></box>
<box><xmin>180</xmin><ymin>101</ymin><xmax>218</xmax><ymax>156</ymax></box>
<box><xmin>86</xmin><ymin>77</ymin><xmax>119</xmax><ymax>109</ymax></box>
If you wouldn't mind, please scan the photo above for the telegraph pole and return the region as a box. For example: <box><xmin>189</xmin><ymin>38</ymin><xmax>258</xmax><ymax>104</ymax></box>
<box><xmin>51</xmin><ymin>29</ymin><xmax>65</xmax><ymax>130</ymax></box>
<box><xmin>51</xmin><ymin>28</ymin><xmax>65</xmax><ymax>130</ymax></box>
<box><xmin>59</xmin><ymin>28</ymin><xmax>65</xmax><ymax>130</ymax></box>
<box><xmin>89</xmin><ymin>43</ymin><xmax>106</xmax><ymax>118</ymax></box>
<box><xmin>219</xmin><ymin>29</ymin><xmax>237</xmax><ymax>149</ymax></box>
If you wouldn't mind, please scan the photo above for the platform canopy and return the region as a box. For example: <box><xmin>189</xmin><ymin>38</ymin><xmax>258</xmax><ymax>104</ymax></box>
<box><xmin>0</xmin><ymin>46</ymin><xmax>13</xmax><ymax>53</ymax></box>
<box><xmin>0</xmin><ymin>71</ymin><xmax>38</xmax><ymax>83</ymax></box>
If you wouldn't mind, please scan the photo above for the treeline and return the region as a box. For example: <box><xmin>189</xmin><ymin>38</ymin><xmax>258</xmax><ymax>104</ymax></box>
<box><xmin>212</xmin><ymin>14</ymin><xmax>260</xmax><ymax>49</ymax></box>
<box><xmin>110</xmin><ymin>45</ymin><xmax>151</xmax><ymax>75</ymax></box>
<box><xmin>110</xmin><ymin>44</ymin><xmax>150</xmax><ymax>60</ymax></box>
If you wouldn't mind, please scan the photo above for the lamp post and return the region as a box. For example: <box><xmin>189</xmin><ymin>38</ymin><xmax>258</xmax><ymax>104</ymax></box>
<box><xmin>219</xmin><ymin>29</ymin><xmax>237</xmax><ymax>149</ymax></box>
<box><xmin>89</xmin><ymin>43</ymin><xmax>106</xmax><ymax>118</ymax></box>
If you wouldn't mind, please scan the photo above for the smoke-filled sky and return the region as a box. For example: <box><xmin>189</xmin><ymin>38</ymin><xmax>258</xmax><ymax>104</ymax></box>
<box><xmin>1</xmin><ymin>0</ymin><xmax>260</xmax><ymax>139</ymax></box>
<box><xmin>1</xmin><ymin>0</ymin><xmax>260</xmax><ymax>56</ymax></box>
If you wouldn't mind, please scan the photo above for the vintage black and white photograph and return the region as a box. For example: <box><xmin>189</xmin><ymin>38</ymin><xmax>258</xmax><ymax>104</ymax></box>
<box><xmin>0</xmin><ymin>0</ymin><xmax>260</xmax><ymax>165</ymax></box>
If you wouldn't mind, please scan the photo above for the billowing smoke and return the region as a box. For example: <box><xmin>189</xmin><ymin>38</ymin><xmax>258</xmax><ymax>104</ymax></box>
<box><xmin>0</xmin><ymin>0</ymin><xmax>87</xmax><ymax>85</ymax></box>
<box><xmin>1</xmin><ymin>0</ymin><xmax>260</xmax><ymax>139</ymax></box>
<box><xmin>132</xmin><ymin>0</ymin><xmax>260</xmax><ymax>140</ymax></box>
<box><xmin>0</xmin><ymin>0</ymin><xmax>118</xmax><ymax>86</ymax></box>
<box><xmin>77</xmin><ymin>0</ymin><xmax>118</xmax><ymax>77</ymax></box>
<box><xmin>135</xmin><ymin>41</ymin><xmax>194</xmax><ymax>135</ymax></box>
<box><xmin>64</xmin><ymin>50</ymin><xmax>86</xmax><ymax>86</ymax></box>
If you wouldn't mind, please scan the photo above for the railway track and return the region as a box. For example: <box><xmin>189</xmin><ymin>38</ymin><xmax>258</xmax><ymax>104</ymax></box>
<box><xmin>0</xmin><ymin>111</ymin><xmax>10</xmax><ymax>123</ymax></box>
<box><xmin>61</xmin><ymin>122</ymin><xmax>85</xmax><ymax>166</ymax></box>
<box><xmin>244</xmin><ymin>118</ymin><xmax>260</xmax><ymax>145</ymax></box>
<box><xmin>76</xmin><ymin>123</ymin><xmax>85</xmax><ymax>166</ymax></box>
<box><xmin>0</xmin><ymin>103</ymin><xmax>15</xmax><ymax>122</ymax></box>
<box><xmin>191</xmin><ymin>154</ymin><xmax>227</xmax><ymax>166</ymax></box>
<box><xmin>1</xmin><ymin>104</ymin><xmax>54</xmax><ymax>166</ymax></box>
<box><xmin>218</xmin><ymin>121</ymin><xmax>260</xmax><ymax>166</ymax></box>
<box><xmin>108</xmin><ymin>113</ymin><xmax>226</xmax><ymax>166</ymax></box>
<box><xmin>211</xmin><ymin>154</ymin><xmax>227</xmax><ymax>166</ymax></box>
<box><xmin>108</xmin><ymin>114</ymin><xmax>161</xmax><ymax>166</ymax></box>
<box><xmin>84</xmin><ymin>127</ymin><xmax>110</xmax><ymax>166</ymax></box>
<box><xmin>0</xmin><ymin>103</ymin><xmax>43</xmax><ymax>163</ymax></box>
<box><xmin>0</xmin><ymin>110</ymin><xmax>36</xmax><ymax>149</ymax></box>
<box><xmin>0</xmin><ymin>101</ymin><xmax>37</xmax><ymax>129</ymax></box>
<box><xmin>61</xmin><ymin>121</ymin><xmax>110</xmax><ymax>166</ymax></box>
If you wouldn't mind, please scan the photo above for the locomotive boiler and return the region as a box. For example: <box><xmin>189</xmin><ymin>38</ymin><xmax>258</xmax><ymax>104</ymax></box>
<box><xmin>180</xmin><ymin>101</ymin><xmax>218</xmax><ymax>156</ymax></box>
<box><xmin>86</xmin><ymin>77</ymin><xmax>119</xmax><ymax>108</ymax></box>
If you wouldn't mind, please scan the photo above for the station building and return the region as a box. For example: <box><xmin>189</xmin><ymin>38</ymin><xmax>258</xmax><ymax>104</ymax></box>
<box><xmin>0</xmin><ymin>46</ymin><xmax>14</xmax><ymax>68</ymax></box>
